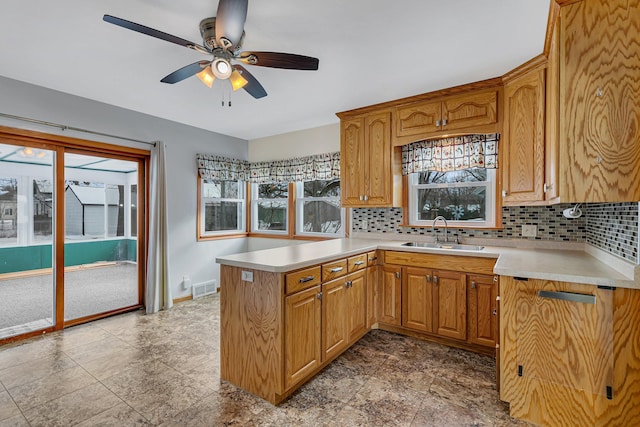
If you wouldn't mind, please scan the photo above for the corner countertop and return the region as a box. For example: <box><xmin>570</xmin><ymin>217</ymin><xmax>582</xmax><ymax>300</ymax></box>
<box><xmin>216</xmin><ymin>238</ymin><xmax>640</xmax><ymax>289</ymax></box>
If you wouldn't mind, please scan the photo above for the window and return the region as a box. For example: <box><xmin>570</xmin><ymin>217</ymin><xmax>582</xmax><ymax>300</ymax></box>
<box><xmin>251</xmin><ymin>183</ymin><xmax>288</xmax><ymax>234</ymax></box>
<box><xmin>408</xmin><ymin>168</ymin><xmax>496</xmax><ymax>228</ymax></box>
<box><xmin>296</xmin><ymin>179</ymin><xmax>344</xmax><ymax>237</ymax></box>
<box><xmin>199</xmin><ymin>179</ymin><xmax>245</xmax><ymax>237</ymax></box>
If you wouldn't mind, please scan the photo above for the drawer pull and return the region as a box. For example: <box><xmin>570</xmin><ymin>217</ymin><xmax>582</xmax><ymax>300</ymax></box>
<box><xmin>538</xmin><ymin>290</ymin><xmax>596</xmax><ymax>305</ymax></box>
<box><xmin>299</xmin><ymin>275</ymin><xmax>315</xmax><ymax>283</ymax></box>
<box><xmin>330</xmin><ymin>267</ymin><xmax>344</xmax><ymax>273</ymax></box>
<box><xmin>354</xmin><ymin>261</ymin><xmax>365</xmax><ymax>266</ymax></box>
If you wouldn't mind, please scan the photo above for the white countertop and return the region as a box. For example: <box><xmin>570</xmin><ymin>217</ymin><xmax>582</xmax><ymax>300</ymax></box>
<box><xmin>216</xmin><ymin>238</ymin><xmax>640</xmax><ymax>289</ymax></box>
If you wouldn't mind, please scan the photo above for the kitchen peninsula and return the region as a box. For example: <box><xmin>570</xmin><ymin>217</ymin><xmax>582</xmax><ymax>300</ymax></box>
<box><xmin>217</xmin><ymin>238</ymin><xmax>640</xmax><ymax>425</ymax></box>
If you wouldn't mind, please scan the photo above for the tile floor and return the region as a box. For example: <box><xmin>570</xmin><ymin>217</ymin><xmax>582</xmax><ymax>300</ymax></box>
<box><xmin>0</xmin><ymin>294</ymin><xmax>530</xmax><ymax>426</ymax></box>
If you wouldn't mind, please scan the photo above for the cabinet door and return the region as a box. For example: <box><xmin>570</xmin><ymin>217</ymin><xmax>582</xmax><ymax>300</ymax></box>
<box><xmin>433</xmin><ymin>269</ymin><xmax>467</xmax><ymax>340</ymax></box>
<box><xmin>502</xmin><ymin>68</ymin><xmax>546</xmax><ymax>204</ymax></box>
<box><xmin>402</xmin><ymin>267</ymin><xmax>435</xmax><ymax>333</ymax></box>
<box><xmin>366</xmin><ymin>265</ymin><xmax>378</xmax><ymax>328</ymax></box>
<box><xmin>378</xmin><ymin>265</ymin><xmax>401</xmax><ymax>325</ymax></box>
<box><xmin>395</xmin><ymin>101</ymin><xmax>442</xmax><ymax>138</ymax></box>
<box><xmin>364</xmin><ymin>111</ymin><xmax>392</xmax><ymax>205</ymax></box>
<box><xmin>346</xmin><ymin>270</ymin><xmax>367</xmax><ymax>343</ymax></box>
<box><xmin>560</xmin><ymin>0</ymin><xmax>640</xmax><ymax>202</ymax></box>
<box><xmin>285</xmin><ymin>285</ymin><xmax>322</xmax><ymax>390</ymax></box>
<box><xmin>442</xmin><ymin>90</ymin><xmax>498</xmax><ymax>131</ymax></box>
<box><xmin>468</xmin><ymin>274</ymin><xmax>497</xmax><ymax>348</ymax></box>
<box><xmin>340</xmin><ymin>117</ymin><xmax>365</xmax><ymax>206</ymax></box>
<box><xmin>322</xmin><ymin>277</ymin><xmax>349</xmax><ymax>361</ymax></box>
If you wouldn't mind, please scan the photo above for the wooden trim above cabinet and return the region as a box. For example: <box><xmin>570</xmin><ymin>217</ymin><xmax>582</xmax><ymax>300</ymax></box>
<box><xmin>336</xmin><ymin>77</ymin><xmax>503</xmax><ymax>120</ymax></box>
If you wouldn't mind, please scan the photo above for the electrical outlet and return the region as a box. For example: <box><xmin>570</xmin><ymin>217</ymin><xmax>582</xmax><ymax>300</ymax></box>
<box><xmin>522</xmin><ymin>225</ymin><xmax>537</xmax><ymax>237</ymax></box>
<box><xmin>361</xmin><ymin>220</ymin><xmax>368</xmax><ymax>229</ymax></box>
<box><xmin>241</xmin><ymin>270</ymin><xmax>254</xmax><ymax>282</ymax></box>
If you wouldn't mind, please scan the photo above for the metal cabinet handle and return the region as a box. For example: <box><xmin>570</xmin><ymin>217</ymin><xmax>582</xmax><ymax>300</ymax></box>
<box><xmin>354</xmin><ymin>261</ymin><xmax>365</xmax><ymax>266</ymax></box>
<box><xmin>395</xmin><ymin>271</ymin><xmax>400</xmax><ymax>279</ymax></box>
<box><xmin>330</xmin><ymin>267</ymin><xmax>344</xmax><ymax>273</ymax></box>
<box><xmin>426</xmin><ymin>275</ymin><xmax>431</xmax><ymax>282</ymax></box>
<box><xmin>299</xmin><ymin>276</ymin><xmax>315</xmax><ymax>283</ymax></box>
<box><xmin>435</xmin><ymin>119</ymin><xmax>441</xmax><ymax>127</ymax></box>
<box><xmin>370</xmin><ymin>257</ymin><xmax>377</xmax><ymax>262</ymax></box>
<box><xmin>363</xmin><ymin>195</ymin><xmax>369</xmax><ymax>201</ymax></box>
<box><xmin>442</xmin><ymin>118</ymin><xmax>448</xmax><ymax>126</ymax></box>
<box><xmin>538</xmin><ymin>290</ymin><xmax>596</xmax><ymax>305</ymax></box>
<box><xmin>433</xmin><ymin>276</ymin><xmax>439</xmax><ymax>285</ymax></box>
<box><xmin>317</xmin><ymin>292</ymin><xmax>322</xmax><ymax>300</ymax></box>
<box><xmin>502</xmin><ymin>190</ymin><xmax>508</xmax><ymax>197</ymax></box>
<box><xmin>492</xmin><ymin>309</ymin><xmax>497</xmax><ymax>316</ymax></box>
<box><xmin>359</xmin><ymin>195</ymin><xmax>364</xmax><ymax>201</ymax></box>
<box><xmin>345</xmin><ymin>280</ymin><xmax>353</xmax><ymax>288</ymax></box>
<box><xmin>471</xmin><ymin>281</ymin><xmax>476</xmax><ymax>289</ymax></box>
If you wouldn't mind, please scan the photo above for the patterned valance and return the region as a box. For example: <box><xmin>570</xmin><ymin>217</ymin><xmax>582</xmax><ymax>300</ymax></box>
<box><xmin>249</xmin><ymin>152</ymin><xmax>340</xmax><ymax>183</ymax></box>
<box><xmin>401</xmin><ymin>133</ymin><xmax>499</xmax><ymax>175</ymax></box>
<box><xmin>197</xmin><ymin>154</ymin><xmax>249</xmax><ymax>181</ymax></box>
<box><xmin>196</xmin><ymin>152</ymin><xmax>340</xmax><ymax>183</ymax></box>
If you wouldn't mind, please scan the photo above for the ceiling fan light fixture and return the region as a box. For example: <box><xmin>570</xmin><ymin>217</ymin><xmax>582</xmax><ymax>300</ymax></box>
<box><xmin>196</xmin><ymin>67</ymin><xmax>215</xmax><ymax>88</ymax></box>
<box><xmin>212</xmin><ymin>58</ymin><xmax>232</xmax><ymax>79</ymax></box>
<box><xmin>229</xmin><ymin>69</ymin><xmax>248</xmax><ymax>91</ymax></box>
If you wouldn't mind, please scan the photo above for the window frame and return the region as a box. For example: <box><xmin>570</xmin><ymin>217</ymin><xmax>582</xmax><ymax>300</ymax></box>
<box><xmin>249</xmin><ymin>182</ymin><xmax>290</xmax><ymax>236</ymax></box>
<box><xmin>197</xmin><ymin>176</ymin><xmax>247</xmax><ymax>240</ymax></box>
<box><xmin>406</xmin><ymin>168</ymin><xmax>498</xmax><ymax>228</ymax></box>
<box><xmin>295</xmin><ymin>179</ymin><xmax>345</xmax><ymax>238</ymax></box>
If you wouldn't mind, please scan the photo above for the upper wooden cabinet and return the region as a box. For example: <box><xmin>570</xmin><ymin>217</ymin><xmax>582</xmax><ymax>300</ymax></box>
<box><xmin>340</xmin><ymin>111</ymin><xmax>400</xmax><ymax>207</ymax></box>
<box><xmin>394</xmin><ymin>90</ymin><xmax>498</xmax><ymax>145</ymax></box>
<box><xmin>502</xmin><ymin>66</ymin><xmax>547</xmax><ymax>205</ymax></box>
<box><xmin>558</xmin><ymin>0</ymin><xmax>640</xmax><ymax>202</ymax></box>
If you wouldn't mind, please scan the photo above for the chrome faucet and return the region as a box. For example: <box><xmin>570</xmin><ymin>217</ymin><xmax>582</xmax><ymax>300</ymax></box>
<box><xmin>432</xmin><ymin>215</ymin><xmax>448</xmax><ymax>243</ymax></box>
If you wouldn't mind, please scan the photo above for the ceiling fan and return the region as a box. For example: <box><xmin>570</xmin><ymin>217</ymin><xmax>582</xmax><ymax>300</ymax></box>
<box><xmin>103</xmin><ymin>0</ymin><xmax>319</xmax><ymax>99</ymax></box>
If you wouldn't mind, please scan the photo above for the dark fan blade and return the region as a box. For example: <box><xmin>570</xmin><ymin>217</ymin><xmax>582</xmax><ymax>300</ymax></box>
<box><xmin>234</xmin><ymin>65</ymin><xmax>267</xmax><ymax>99</ymax></box>
<box><xmin>161</xmin><ymin>61</ymin><xmax>210</xmax><ymax>84</ymax></box>
<box><xmin>215</xmin><ymin>0</ymin><xmax>248</xmax><ymax>49</ymax></box>
<box><xmin>103</xmin><ymin>15</ymin><xmax>207</xmax><ymax>52</ymax></box>
<box><xmin>236</xmin><ymin>52</ymin><xmax>319</xmax><ymax>70</ymax></box>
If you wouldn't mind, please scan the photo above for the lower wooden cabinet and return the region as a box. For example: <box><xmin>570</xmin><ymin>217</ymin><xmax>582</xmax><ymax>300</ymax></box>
<box><xmin>322</xmin><ymin>276</ymin><xmax>350</xmax><ymax>361</ymax></box>
<box><xmin>500</xmin><ymin>276</ymin><xmax>640</xmax><ymax>426</ymax></box>
<box><xmin>401</xmin><ymin>267</ymin><xmax>467</xmax><ymax>341</ymax></box>
<box><xmin>468</xmin><ymin>274</ymin><xmax>498</xmax><ymax>348</ymax></box>
<box><xmin>346</xmin><ymin>270</ymin><xmax>367</xmax><ymax>342</ymax></box>
<box><xmin>366</xmin><ymin>265</ymin><xmax>378</xmax><ymax>328</ymax></box>
<box><xmin>379</xmin><ymin>265</ymin><xmax>401</xmax><ymax>325</ymax></box>
<box><xmin>433</xmin><ymin>269</ymin><xmax>467</xmax><ymax>340</ymax></box>
<box><xmin>284</xmin><ymin>285</ymin><xmax>322</xmax><ymax>390</ymax></box>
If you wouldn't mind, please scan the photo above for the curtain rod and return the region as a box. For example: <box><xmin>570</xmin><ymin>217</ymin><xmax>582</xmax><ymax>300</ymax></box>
<box><xmin>0</xmin><ymin>112</ymin><xmax>156</xmax><ymax>147</ymax></box>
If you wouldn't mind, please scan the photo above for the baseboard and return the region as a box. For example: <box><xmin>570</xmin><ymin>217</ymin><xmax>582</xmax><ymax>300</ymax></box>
<box><xmin>172</xmin><ymin>295</ymin><xmax>193</xmax><ymax>304</ymax></box>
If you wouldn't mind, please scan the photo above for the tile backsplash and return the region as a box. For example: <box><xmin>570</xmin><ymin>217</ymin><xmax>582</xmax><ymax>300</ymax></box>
<box><xmin>352</xmin><ymin>202</ymin><xmax>639</xmax><ymax>263</ymax></box>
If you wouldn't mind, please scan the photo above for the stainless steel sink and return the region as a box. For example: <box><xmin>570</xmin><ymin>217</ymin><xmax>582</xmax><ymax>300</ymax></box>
<box><xmin>401</xmin><ymin>242</ymin><xmax>484</xmax><ymax>251</ymax></box>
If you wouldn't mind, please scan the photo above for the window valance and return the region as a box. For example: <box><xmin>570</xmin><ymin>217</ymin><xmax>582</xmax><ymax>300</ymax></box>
<box><xmin>197</xmin><ymin>152</ymin><xmax>340</xmax><ymax>183</ymax></box>
<box><xmin>197</xmin><ymin>154</ymin><xmax>250</xmax><ymax>181</ymax></box>
<box><xmin>401</xmin><ymin>133</ymin><xmax>499</xmax><ymax>175</ymax></box>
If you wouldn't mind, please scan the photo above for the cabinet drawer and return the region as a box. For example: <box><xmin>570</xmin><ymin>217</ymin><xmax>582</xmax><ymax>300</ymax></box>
<box><xmin>383</xmin><ymin>251</ymin><xmax>495</xmax><ymax>275</ymax></box>
<box><xmin>348</xmin><ymin>254</ymin><xmax>368</xmax><ymax>272</ymax></box>
<box><xmin>322</xmin><ymin>259</ymin><xmax>348</xmax><ymax>282</ymax></box>
<box><xmin>367</xmin><ymin>251</ymin><xmax>378</xmax><ymax>266</ymax></box>
<box><xmin>286</xmin><ymin>266</ymin><xmax>322</xmax><ymax>294</ymax></box>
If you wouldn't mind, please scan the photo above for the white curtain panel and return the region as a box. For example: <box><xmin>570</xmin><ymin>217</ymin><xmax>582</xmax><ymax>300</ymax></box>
<box><xmin>146</xmin><ymin>141</ymin><xmax>172</xmax><ymax>314</ymax></box>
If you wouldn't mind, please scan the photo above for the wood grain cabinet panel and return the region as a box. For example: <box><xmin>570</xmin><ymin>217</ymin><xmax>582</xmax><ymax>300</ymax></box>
<box><xmin>340</xmin><ymin>111</ymin><xmax>394</xmax><ymax>207</ymax></box>
<box><xmin>366</xmin><ymin>264</ymin><xmax>378</xmax><ymax>328</ymax></box>
<box><xmin>468</xmin><ymin>274</ymin><xmax>497</xmax><ymax>348</ymax></box>
<box><xmin>402</xmin><ymin>267</ymin><xmax>435</xmax><ymax>333</ymax></box>
<box><xmin>395</xmin><ymin>101</ymin><xmax>441</xmax><ymax>137</ymax></box>
<box><xmin>322</xmin><ymin>276</ymin><xmax>349</xmax><ymax>361</ymax></box>
<box><xmin>502</xmin><ymin>68</ymin><xmax>546</xmax><ymax>204</ymax></box>
<box><xmin>559</xmin><ymin>0</ymin><xmax>640</xmax><ymax>202</ymax></box>
<box><xmin>346</xmin><ymin>270</ymin><xmax>367</xmax><ymax>342</ymax></box>
<box><xmin>285</xmin><ymin>285</ymin><xmax>322</xmax><ymax>390</ymax></box>
<box><xmin>432</xmin><ymin>269</ymin><xmax>467</xmax><ymax>341</ymax></box>
<box><xmin>379</xmin><ymin>265</ymin><xmax>401</xmax><ymax>325</ymax></box>
<box><xmin>441</xmin><ymin>90</ymin><xmax>498</xmax><ymax>131</ymax></box>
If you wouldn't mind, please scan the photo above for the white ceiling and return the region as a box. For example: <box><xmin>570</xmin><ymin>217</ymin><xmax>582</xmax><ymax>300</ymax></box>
<box><xmin>0</xmin><ymin>0</ymin><xmax>549</xmax><ymax>141</ymax></box>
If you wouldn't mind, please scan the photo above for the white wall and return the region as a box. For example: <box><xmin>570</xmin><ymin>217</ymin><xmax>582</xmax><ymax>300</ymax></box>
<box><xmin>248</xmin><ymin>123</ymin><xmax>339</xmax><ymax>162</ymax></box>
<box><xmin>0</xmin><ymin>76</ymin><xmax>247</xmax><ymax>300</ymax></box>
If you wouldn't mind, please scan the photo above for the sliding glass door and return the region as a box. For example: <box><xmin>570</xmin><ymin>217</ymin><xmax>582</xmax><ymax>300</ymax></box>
<box><xmin>0</xmin><ymin>143</ymin><xmax>55</xmax><ymax>340</ymax></box>
<box><xmin>63</xmin><ymin>152</ymin><xmax>141</xmax><ymax>323</ymax></box>
<box><xmin>0</xmin><ymin>129</ymin><xmax>147</xmax><ymax>343</ymax></box>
